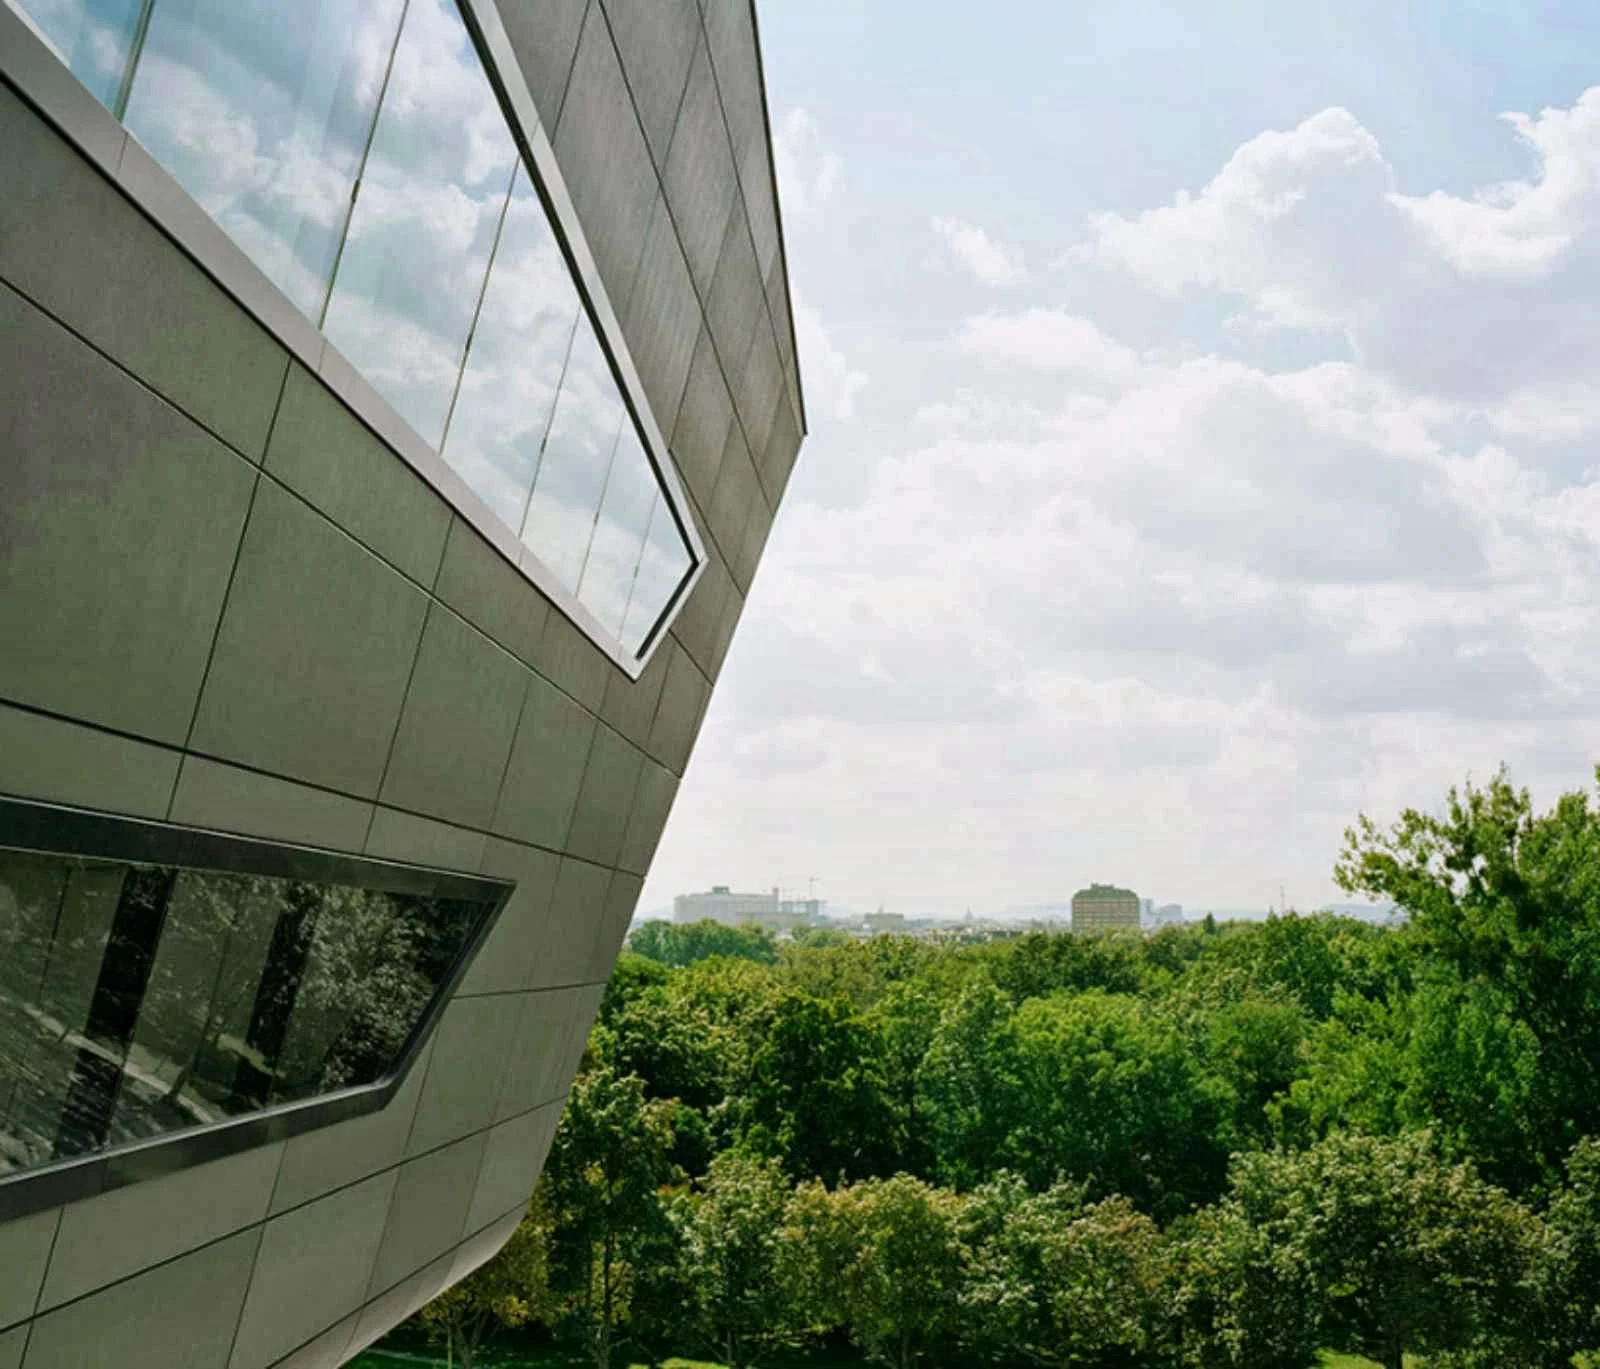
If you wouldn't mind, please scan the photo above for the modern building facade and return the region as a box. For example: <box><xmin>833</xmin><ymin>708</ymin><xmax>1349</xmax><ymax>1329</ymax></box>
<box><xmin>1070</xmin><ymin>884</ymin><xmax>1141</xmax><ymax>934</ymax></box>
<box><xmin>672</xmin><ymin>884</ymin><xmax>820</xmax><ymax>930</ymax></box>
<box><xmin>0</xmin><ymin>0</ymin><xmax>803</xmax><ymax>1364</ymax></box>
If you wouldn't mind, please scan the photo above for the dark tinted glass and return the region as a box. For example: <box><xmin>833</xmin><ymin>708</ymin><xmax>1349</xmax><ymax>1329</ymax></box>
<box><xmin>0</xmin><ymin>842</ymin><xmax>491</xmax><ymax>1176</ymax></box>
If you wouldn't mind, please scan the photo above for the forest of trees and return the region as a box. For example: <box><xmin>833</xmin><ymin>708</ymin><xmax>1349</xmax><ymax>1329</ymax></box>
<box><xmin>403</xmin><ymin>767</ymin><xmax>1600</xmax><ymax>1369</ymax></box>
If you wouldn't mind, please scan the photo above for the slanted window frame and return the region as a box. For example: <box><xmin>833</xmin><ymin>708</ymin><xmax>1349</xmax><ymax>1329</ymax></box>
<box><xmin>0</xmin><ymin>796</ymin><xmax>512</xmax><ymax>1223</ymax></box>
<box><xmin>0</xmin><ymin>0</ymin><xmax>706</xmax><ymax>677</ymax></box>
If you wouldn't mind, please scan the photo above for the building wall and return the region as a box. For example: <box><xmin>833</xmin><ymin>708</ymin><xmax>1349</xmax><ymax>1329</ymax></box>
<box><xmin>0</xmin><ymin>1</ymin><xmax>801</xmax><ymax>1365</ymax></box>
<box><xmin>1070</xmin><ymin>887</ymin><xmax>1142</xmax><ymax>934</ymax></box>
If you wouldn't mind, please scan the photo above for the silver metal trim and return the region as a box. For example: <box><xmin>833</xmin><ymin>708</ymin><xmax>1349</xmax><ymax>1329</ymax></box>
<box><xmin>0</xmin><ymin>0</ymin><xmax>705</xmax><ymax>679</ymax></box>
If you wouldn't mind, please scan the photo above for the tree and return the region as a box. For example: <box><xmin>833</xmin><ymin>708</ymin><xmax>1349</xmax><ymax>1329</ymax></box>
<box><xmin>1002</xmin><ymin>991</ymin><xmax>1229</xmax><ymax>1217</ymax></box>
<box><xmin>417</xmin><ymin>1208</ymin><xmax>547</xmax><ymax>1368</ymax></box>
<box><xmin>628</xmin><ymin>919</ymin><xmax>778</xmax><ymax>968</ymax></box>
<box><xmin>963</xmin><ymin>1177</ymin><xmax>1172</xmax><ymax>1368</ymax></box>
<box><xmin>917</xmin><ymin>980</ymin><xmax>1017</xmax><ymax>1189</ymax></box>
<box><xmin>743</xmin><ymin>991</ymin><xmax>895</xmax><ymax>1181</ymax></box>
<box><xmin>1204</xmin><ymin>995</ymin><xmax>1309</xmax><ymax>1146</ymax></box>
<box><xmin>1229</xmin><ymin>1130</ymin><xmax>1545</xmax><ymax>1369</ymax></box>
<box><xmin>676</xmin><ymin>1149</ymin><xmax>797</xmax><ymax>1367</ymax></box>
<box><xmin>536</xmin><ymin>1066</ymin><xmax>683</xmax><ymax>1369</ymax></box>
<box><xmin>1336</xmin><ymin>765</ymin><xmax>1600</xmax><ymax>1188</ymax></box>
<box><xmin>783</xmin><ymin>1175</ymin><xmax>969</xmax><ymax>1369</ymax></box>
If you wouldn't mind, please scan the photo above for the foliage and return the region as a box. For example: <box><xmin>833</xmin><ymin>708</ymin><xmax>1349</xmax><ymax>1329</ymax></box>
<box><xmin>628</xmin><ymin>920</ymin><xmax>779</xmax><ymax>969</ymax></box>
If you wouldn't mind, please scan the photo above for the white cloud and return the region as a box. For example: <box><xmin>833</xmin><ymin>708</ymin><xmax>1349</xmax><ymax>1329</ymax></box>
<box><xmin>792</xmin><ymin>293</ymin><xmax>867</xmax><ymax>422</ymax></box>
<box><xmin>644</xmin><ymin>89</ymin><xmax>1600</xmax><ymax>919</ymax></box>
<box><xmin>773</xmin><ymin>107</ymin><xmax>841</xmax><ymax>228</ymax></box>
<box><xmin>929</xmin><ymin>215</ymin><xmax>1029</xmax><ymax>286</ymax></box>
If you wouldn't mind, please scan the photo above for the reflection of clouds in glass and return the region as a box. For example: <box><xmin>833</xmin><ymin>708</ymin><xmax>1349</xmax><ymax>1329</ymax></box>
<box><xmin>441</xmin><ymin>166</ymin><xmax>581</xmax><ymax>529</ymax></box>
<box><xmin>18</xmin><ymin>0</ymin><xmax>700</xmax><ymax>660</ymax></box>
<box><xmin>521</xmin><ymin>317</ymin><xmax>623</xmax><ymax>592</ymax></box>
<box><xmin>8</xmin><ymin>0</ymin><xmax>142</xmax><ymax>107</ymax></box>
<box><xmin>321</xmin><ymin>0</ymin><xmax>517</xmax><ymax>445</ymax></box>
<box><xmin>621</xmin><ymin>496</ymin><xmax>694</xmax><ymax>653</ymax></box>
<box><xmin>122</xmin><ymin>0</ymin><xmax>404</xmax><ymax>319</ymax></box>
<box><xmin>579</xmin><ymin>425</ymin><xmax>655</xmax><ymax>636</ymax></box>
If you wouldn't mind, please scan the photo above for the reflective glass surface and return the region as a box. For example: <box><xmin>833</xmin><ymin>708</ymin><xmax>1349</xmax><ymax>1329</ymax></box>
<box><xmin>0</xmin><ymin>842</ymin><xmax>489</xmax><ymax>1174</ymax></box>
<box><xmin>440</xmin><ymin>163</ymin><xmax>581</xmax><ymax>530</ymax></box>
<box><xmin>122</xmin><ymin>0</ymin><xmax>406</xmax><ymax>319</ymax></box>
<box><xmin>9</xmin><ymin>0</ymin><xmax>699</xmax><ymax>661</ymax></box>
<box><xmin>5</xmin><ymin>0</ymin><xmax>144</xmax><ymax>109</ymax></box>
<box><xmin>321</xmin><ymin>0</ymin><xmax>519</xmax><ymax>446</ymax></box>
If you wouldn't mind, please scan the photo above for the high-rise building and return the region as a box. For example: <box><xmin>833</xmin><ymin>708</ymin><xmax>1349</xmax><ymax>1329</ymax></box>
<box><xmin>1071</xmin><ymin>883</ymin><xmax>1142</xmax><ymax>933</ymax></box>
<box><xmin>0</xmin><ymin>1</ymin><xmax>802</xmax><ymax>1362</ymax></box>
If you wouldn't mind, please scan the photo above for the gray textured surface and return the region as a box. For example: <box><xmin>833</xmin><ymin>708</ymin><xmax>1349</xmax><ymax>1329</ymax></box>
<box><xmin>0</xmin><ymin>0</ymin><xmax>802</xmax><ymax>1358</ymax></box>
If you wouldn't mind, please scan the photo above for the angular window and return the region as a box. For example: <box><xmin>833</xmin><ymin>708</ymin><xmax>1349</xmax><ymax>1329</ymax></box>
<box><xmin>0</xmin><ymin>800</ymin><xmax>504</xmax><ymax>1207</ymax></box>
<box><xmin>2</xmin><ymin>0</ymin><xmax>699</xmax><ymax>669</ymax></box>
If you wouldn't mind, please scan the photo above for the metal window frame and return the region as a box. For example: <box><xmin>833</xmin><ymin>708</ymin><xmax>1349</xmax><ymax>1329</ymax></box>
<box><xmin>0</xmin><ymin>0</ymin><xmax>705</xmax><ymax>678</ymax></box>
<box><xmin>0</xmin><ymin>796</ymin><xmax>513</xmax><ymax>1223</ymax></box>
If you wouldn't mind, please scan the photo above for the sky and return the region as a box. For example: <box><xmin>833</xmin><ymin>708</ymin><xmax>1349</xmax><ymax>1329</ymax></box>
<box><xmin>637</xmin><ymin>0</ymin><xmax>1600</xmax><ymax>919</ymax></box>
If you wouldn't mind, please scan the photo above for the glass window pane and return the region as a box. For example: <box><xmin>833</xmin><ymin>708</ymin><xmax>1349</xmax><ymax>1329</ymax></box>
<box><xmin>5</xmin><ymin>0</ymin><xmax>144</xmax><ymax>109</ymax></box>
<box><xmin>121</xmin><ymin>0</ymin><xmax>407</xmax><ymax>320</ymax></box>
<box><xmin>321</xmin><ymin>0</ymin><xmax>519</xmax><ymax>446</ymax></box>
<box><xmin>578</xmin><ymin>424</ymin><xmax>656</xmax><ymax>638</ymax></box>
<box><xmin>0</xmin><ymin>836</ymin><xmax>496</xmax><ymax>1178</ymax></box>
<box><xmin>621</xmin><ymin>494</ymin><xmax>694</xmax><ymax>654</ymax></box>
<box><xmin>520</xmin><ymin>316</ymin><xmax>624</xmax><ymax>593</ymax></box>
<box><xmin>440</xmin><ymin>162</ymin><xmax>581</xmax><ymax>530</ymax></box>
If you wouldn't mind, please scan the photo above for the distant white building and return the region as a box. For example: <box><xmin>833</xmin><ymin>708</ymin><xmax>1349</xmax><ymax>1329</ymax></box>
<box><xmin>1149</xmin><ymin>903</ymin><xmax>1184</xmax><ymax>928</ymax></box>
<box><xmin>674</xmin><ymin>885</ymin><xmax>824</xmax><ymax>930</ymax></box>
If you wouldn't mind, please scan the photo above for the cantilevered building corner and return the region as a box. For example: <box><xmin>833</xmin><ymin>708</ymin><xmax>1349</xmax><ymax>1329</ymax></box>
<box><xmin>0</xmin><ymin>0</ymin><xmax>803</xmax><ymax>1361</ymax></box>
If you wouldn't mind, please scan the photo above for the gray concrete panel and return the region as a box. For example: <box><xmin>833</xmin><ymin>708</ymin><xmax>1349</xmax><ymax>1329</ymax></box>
<box><xmin>706</xmin><ymin>214</ymin><xmax>764</xmax><ymax>413</ymax></box>
<box><xmin>366</xmin><ymin>1134</ymin><xmax>486</xmax><ymax>1297</ymax></box>
<box><xmin>491</xmin><ymin>671</ymin><xmax>597</xmax><ymax>849</ymax></box>
<box><xmin>263</xmin><ymin>1313</ymin><xmax>356</xmax><ymax>1369</ymax></box>
<box><xmin>0</xmin><ymin>703</ymin><xmax>179</xmax><ymax>820</ymax></box>
<box><xmin>189</xmin><ymin>480</ymin><xmax>429</xmax><ymax>797</ymax></box>
<box><xmin>647</xmin><ymin>643</ymin><xmax>712</xmax><ymax>778</ymax></box>
<box><xmin>734</xmin><ymin>489</ymin><xmax>775</xmax><ymax>597</ymax></box>
<box><xmin>268</xmin><ymin>1039</ymin><xmax>435</xmax><ymax>1217</ymax></box>
<box><xmin>740</xmin><ymin>327</ymin><xmax>785</xmax><ymax>488</ymax></box>
<box><xmin>531</xmin><ymin>606</ymin><xmax>613</xmax><ymax>714</ymax></box>
<box><xmin>0</xmin><ymin>1326</ymin><xmax>22</xmax><ymax>1369</ymax></box>
<box><xmin>467</xmin><ymin>1102</ymin><xmax>561</xmax><ymax>1233</ymax></box>
<box><xmin>619</xmin><ymin>757</ymin><xmax>679</xmax><ymax>875</ymax></box>
<box><xmin>494</xmin><ymin>0</ymin><xmax>591</xmax><ymax>132</ymax></box>
<box><xmin>765</xmin><ymin>254</ymin><xmax>800</xmax><ymax>391</ymax></box>
<box><xmin>0</xmin><ymin>1207</ymin><xmax>57</xmax><ymax>1331</ymax></box>
<box><xmin>495</xmin><ymin>988</ymin><xmax>592</xmax><ymax>1121</ymax></box>
<box><xmin>553</xmin><ymin>7</ymin><xmax>658</xmax><ymax>314</ymax></box>
<box><xmin>671</xmin><ymin>326</ymin><xmax>737</xmax><ymax>508</ymax></box>
<box><xmin>462</xmin><ymin>839</ymin><xmax>562</xmax><ymax>996</ymax></box>
<box><xmin>589</xmin><ymin>873</ymin><xmax>643</xmax><ymax>982</ymax></box>
<box><xmin>434</xmin><ymin>518</ymin><xmax>550</xmax><ymax>668</ymax></box>
<box><xmin>38</xmin><ymin>1143</ymin><xmax>283</xmax><ymax>1311</ymax></box>
<box><xmin>711</xmin><ymin>571</ymin><xmax>747</xmax><ymax>677</ymax></box>
<box><xmin>663</xmin><ymin>40</ymin><xmax>739</xmax><ymax>296</ymax></box>
<box><xmin>231</xmin><ymin>1172</ymin><xmax>397</xmax><ymax>1369</ymax></box>
<box><xmin>762</xmin><ymin>383</ymin><xmax>804</xmax><ymax>507</ymax></box>
<box><xmin>22</xmin><ymin>1228</ymin><xmax>260</xmax><ymax>1369</ymax></box>
<box><xmin>669</xmin><ymin>552</ymin><xmax>734</xmax><ymax>681</ymax></box>
<box><xmin>263</xmin><ymin>366</ymin><xmax>450</xmax><ymax>589</ymax></box>
<box><xmin>346</xmin><ymin>1251</ymin><xmax>453</xmax><ymax>1362</ymax></box>
<box><xmin>0</xmin><ymin>86</ymin><xmax>287</xmax><ymax>461</ymax></box>
<box><xmin>709</xmin><ymin>425</ymin><xmax>763</xmax><ymax>583</ymax></box>
<box><xmin>599</xmin><ymin>636</ymin><xmax>669</xmax><ymax>750</ymax></box>
<box><xmin>701</xmin><ymin>0</ymin><xmax>765</xmax><ymax>186</ymax></box>
<box><xmin>0</xmin><ymin>285</ymin><xmax>257</xmax><ymax>746</ymax></box>
<box><xmin>542</xmin><ymin>857</ymin><xmax>614</xmax><ymax>986</ymax></box>
<box><xmin>620</xmin><ymin>195</ymin><xmax>701</xmax><ymax>442</ymax></box>
<box><xmin>405</xmin><ymin>995</ymin><xmax>522</xmax><ymax>1157</ymax></box>
<box><xmin>565</xmin><ymin>724</ymin><xmax>646</xmax><ymax>869</ymax></box>
<box><xmin>602</xmin><ymin>0</ymin><xmax>699</xmax><ymax>163</ymax></box>
<box><xmin>168</xmin><ymin>758</ymin><xmax>374</xmax><ymax>852</ymax></box>
<box><xmin>379</xmin><ymin>606</ymin><xmax>529</xmax><ymax>830</ymax></box>
<box><xmin>365</xmin><ymin>808</ymin><xmax>488</xmax><ymax>874</ymax></box>
<box><xmin>448</xmin><ymin>1207</ymin><xmax>523</xmax><ymax>1286</ymax></box>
